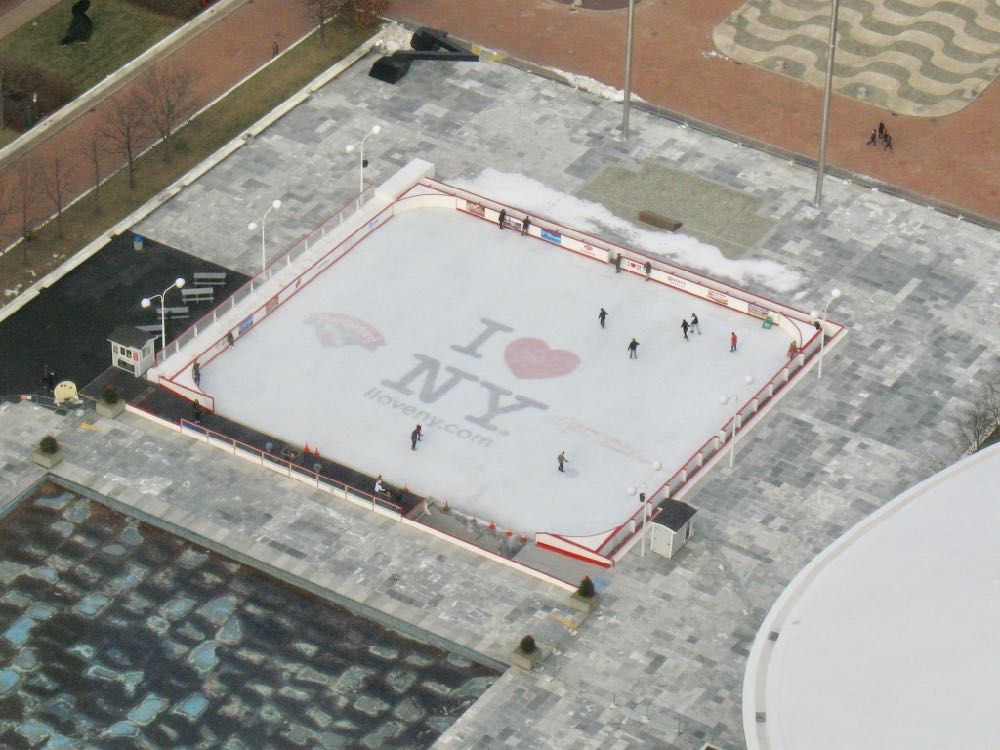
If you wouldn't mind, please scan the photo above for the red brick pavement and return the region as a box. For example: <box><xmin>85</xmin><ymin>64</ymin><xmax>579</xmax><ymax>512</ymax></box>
<box><xmin>388</xmin><ymin>0</ymin><xmax>1000</xmax><ymax>223</ymax></box>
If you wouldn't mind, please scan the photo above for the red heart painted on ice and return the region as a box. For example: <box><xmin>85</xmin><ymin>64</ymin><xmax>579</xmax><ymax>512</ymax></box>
<box><xmin>504</xmin><ymin>338</ymin><xmax>580</xmax><ymax>379</ymax></box>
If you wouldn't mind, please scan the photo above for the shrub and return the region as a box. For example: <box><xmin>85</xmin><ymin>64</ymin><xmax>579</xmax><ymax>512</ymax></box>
<box><xmin>577</xmin><ymin>575</ymin><xmax>596</xmax><ymax>598</ymax></box>
<box><xmin>101</xmin><ymin>386</ymin><xmax>119</xmax><ymax>404</ymax></box>
<box><xmin>519</xmin><ymin>635</ymin><xmax>536</xmax><ymax>654</ymax></box>
<box><xmin>39</xmin><ymin>435</ymin><xmax>59</xmax><ymax>454</ymax></box>
<box><xmin>349</xmin><ymin>0</ymin><xmax>388</xmax><ymax>27</ymax></box>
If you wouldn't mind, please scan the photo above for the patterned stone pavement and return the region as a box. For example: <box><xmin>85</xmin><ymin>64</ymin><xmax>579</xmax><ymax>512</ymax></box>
<box><xmin>4</xmin><ymin>50</ymin><xmax>1000</xmax><ymax>749</ymax></box>
<box><xmin>713</xmin><ymin>0</ymin><xmax>1000</xmax><ymax>116</ymax></box>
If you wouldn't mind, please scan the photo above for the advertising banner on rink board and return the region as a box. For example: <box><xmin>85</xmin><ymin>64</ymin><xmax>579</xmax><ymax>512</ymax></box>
<box><xmin>238</xmin><ymin>314</ymin><xmax>254</xmax><ymax>334</ymax></box>
<box><xmin>571</xmin><ymin>242</ymin><xmax>607</xmax><ymax>261</ymax></box>
<box><xmin>464</xmin><ymin>200</ymin><xmax>486</xmax><ymax>218</ymax></box>
<box><xmin>707</xmin><ymin>289</ymin><xmax>730</xmax><ymax>306</ymax></box>
<box><xmin>748</xmin><ymin>301</ymin><xmax>770</xmax><ymax>319</ymax></box>
<box><xmin>541</xmin><ymin>229</ymin><xmax>562</xmax><ymax>244</ymax></box>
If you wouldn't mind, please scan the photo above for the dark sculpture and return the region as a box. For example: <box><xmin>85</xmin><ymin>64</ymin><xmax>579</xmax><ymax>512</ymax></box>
<box><xmin>60</xmin><ymin>0</ymin><xmax>93</xmax><ymax>46</ymax></box>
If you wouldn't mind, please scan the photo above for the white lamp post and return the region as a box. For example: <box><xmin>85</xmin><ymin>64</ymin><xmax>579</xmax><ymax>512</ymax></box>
<box><xmin>810</xmin><ymin>288</ymin><xmax>842</xmax><ymax>380</ymax></box>
<box><xmin>248</xmin><ymin>198</ymin><xmax>282</xmax><ymax>274</ymax></box>
<box><xmin>345</xmin><ymin>124</ymin><xmax>381</xmax><ymax>207</ymax></box>
<box><xmin>720</xmin><ymin>375</ymin><xmax>755</xmax><ymax>468</ymax></box>
<box><xmin>141</xmin><ymin>277</ymin><xmax>185</xmax><ymax>352</ymax></box>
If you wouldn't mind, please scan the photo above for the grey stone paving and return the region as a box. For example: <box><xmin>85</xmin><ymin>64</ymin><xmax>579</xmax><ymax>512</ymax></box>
<box><xmin>3</xmin><ymin>48</ymin><xmax>997</xmax><ymax>749</ymax></box>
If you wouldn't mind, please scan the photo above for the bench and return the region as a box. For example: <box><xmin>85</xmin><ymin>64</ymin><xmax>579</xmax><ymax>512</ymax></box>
<box><xmin>181</xmin><ymin>287</ymin><xmax>214</xmax><ymax>304</ymax></box>
<box><xmin>155</xmin><ymin>306</ymin><xmax>189</xmax><ymax>319</ymax></box>
<box><xmin>193</xmin><ymin>271</ymin><xmax>227</xmax><ymax>287</ymax></box>
<box><xmin>638</xmin><ymin>210</ymin><xmax>683</xmax><ymax>232</ymax></box>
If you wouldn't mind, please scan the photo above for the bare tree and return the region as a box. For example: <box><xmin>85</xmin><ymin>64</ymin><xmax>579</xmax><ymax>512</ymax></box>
<box><xmin>950</xmin><ymin>376</ymin><xmax>1000</xmax><ymax>456</ymax></box>
<box><xmin>40</xmin><ymin>153</ymin><xmax>74</xmax><ymax>238</ymax></box>
<box><xmin>101</xmin><ymin>92</ymin><xmax>147</xmax><ymax>189</ymax></box>
<box><xmin>12</xmin><ymin>157</ymin><xmax>38</xmax><ymax>262</ymax></box>
<box><xmin>80</xmin><ymin>131</ymin><xmax>103</xmax><ymax>215</ymax></box>
<box><xmin>140</xmin><ymin>62</ymin><xmax>194</xmax><ymax>162</ymax></box>
<box><xmin>307</xmin><ymin>0</ymin><xmax>339</xmax><ymax>42</ymax></box>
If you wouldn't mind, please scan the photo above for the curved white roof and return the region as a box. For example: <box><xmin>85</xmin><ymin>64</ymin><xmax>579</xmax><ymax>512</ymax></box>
<box><xmin>744</xmin><ymin>443</ymin><xmax>1000</xmax><ymax>750</ymax></box>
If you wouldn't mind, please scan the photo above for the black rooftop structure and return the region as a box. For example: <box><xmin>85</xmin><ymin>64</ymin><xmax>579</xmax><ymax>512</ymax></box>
<box><xmin>653</xmin><ymin>499</ymin><xmax>697</xmax><ymax>531</ymax></box>
<box><xmin>108</xmin><ymin>324</ymin><xmax>157</xmax><ymax>349</ymax></box>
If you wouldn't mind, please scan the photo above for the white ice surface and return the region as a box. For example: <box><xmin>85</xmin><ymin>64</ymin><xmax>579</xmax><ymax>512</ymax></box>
<box><xmin>758</xmin><ymin>444</ymin><xmax>1000</xmax><ymax>749</ymax></box>
<box><xmin>202</xmin><ymin>207</ymin><xmax>791</xmax><ymax>537</ymax></box>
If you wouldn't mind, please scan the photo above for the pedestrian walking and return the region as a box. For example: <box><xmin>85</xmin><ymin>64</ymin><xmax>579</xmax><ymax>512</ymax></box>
<box><xmin>192</xmin><ymin>399</ymin><xmax>202</xmax><ymax>424</ymax></box>
<box><xmin>730</xmin><ymin>332</ymin><xmax>738</xmax><ymax>352</ymax></box>
<box><xmin>878</xmin><ymin>120</ymin><xmax>886</xmax><ymax>140</ymax></box>
<box><xmin>226</xmin><ymin>332</ymin><xmax>235</xmax><ymax>347</ymax></box>
<box><xmin>884</xmin><ymin>133</ymin><xmax>893</xmax><ymax>151</ymax></box>
<box><xmin>599</xmin><ymin>307</ymin><xmax>608</xmax><ymax>329</ymax></box>
<box><xmin>271</xmin><ymin>40</ymin><xmax>279</xmax><ymax>58</ymax></box>
<box><xmin>627</xmin><ymin>338</ymin><xmax>639</xmax><ymax>358</ymax></box>
<box><xmin>557</xmin><ymin>451</ymin><xmax>568</xmax><ymax>472</ymax></box>
<box><xmin>690</xmin><ymin>312</ymin><xmax>701</xmax><ymax>334</ymax></box>
<box><xmin>866</xmin><ymin>128</ymin><xmax>877</xmax><ymax>146</ymax></box>
<box><xmin>498</xmin><ymin>208</ymin><xmax>506</xmax><ymax>229</ymax></box>
<box><xmin>192</xmin><ymin>361</ymin><xmax>201</xmax><ymax>387</ymax></box>
<box><xmin>681</xmin><ymin>318</ymin><xmax>690</xmax><ymax>341</ymax></box>
<box><xmin>521</xmin><ymin>216</ymin><xmax>531</xmax><ymax>236</ymax></box>
<box><xmin>410</xmin><ymin>424</ymin><xmax>423</xmax><ymax>451</ymax></box>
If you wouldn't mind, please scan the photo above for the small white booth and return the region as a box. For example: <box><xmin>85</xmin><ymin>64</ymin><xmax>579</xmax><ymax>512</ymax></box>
<box><xmin>648</xmin><ymin>500</ymin><xmax>697</xmax><ymax>559</ymax></box>
<box><xmin>108</xmin><ymin>325</ymin><xmax>157</xmax><ymax>377</ymax></box>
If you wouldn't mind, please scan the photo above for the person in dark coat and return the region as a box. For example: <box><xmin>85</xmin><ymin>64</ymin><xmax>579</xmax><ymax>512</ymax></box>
<box><xmin>627</xmin><ymin>338</ymin><xmax>639</xmax><ymax>359</ymax></box>
<box><xmin>557</xmin><ymin>451</ymin><xmax>568</xmax><ymax>472</ymax></box>
<box><xmin>690</xmin><ymin>312</ymin><xmax>701</xmax><ymax>334</ymax></box>
<box><xmin>192</xmin><ymin>400</ymin><xmax>202</xmax><ymax>424</ymax></box>
<box><xmin>866</xmin><ymin>128</ymin><xmax>877</xmax><ymax>146</ymax></box>
<box><xmin>521</xmin><ymin>217</ymin><xmax>531</xmax><ymax>236</ymax></box>
<box><xmin>192</xmin><ymin>361</ymin><xmax>201</xmax><ymax>387</ymax></box>
<box><xmin>411</xmin><ymin>424</ymin><xmax>423</xmax><ymax>450</ymax></box>
<box><xmin>681</xmin><ymin>318</ymin><xmax>690</xmax><ymax>341</ymax></box>
<box><xmin>498</xmin><ymin>208</ymin><xmax>506</xmax><ymax>229</ymax></box>
<box><xmin>599</xmin><ymin>308</ymin><xmax>608</xmax><ymax>328</ymax></box>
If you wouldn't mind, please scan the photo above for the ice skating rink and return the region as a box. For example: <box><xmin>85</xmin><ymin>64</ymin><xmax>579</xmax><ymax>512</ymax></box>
<box><xmin>202</xmin><ymin>207</ymin><xmax>792</xmax><ymax>537</ymax></box>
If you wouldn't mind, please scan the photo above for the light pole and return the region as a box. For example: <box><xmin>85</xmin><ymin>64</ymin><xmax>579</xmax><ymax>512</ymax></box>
<box><xmin>248</xmin><ymin>199</ymin><xmax>282</xmax><ymax>274</ymax></box>
<box><xmin>622</xmin><ymin>0</ymin><xmax>636</xmax><ymax>139</ymax></box>
<box><xmin>814</xmin><ymin>0</ymin><xmax>841</xmax><ymax>207</ymax></box>
<box><xmin>720</xmin><ymin>375</ymin><xmax>755</xmax><ymax>468</ymax></box>
<box><xmin>345</xmin><ymin>124</ymin><xmax>381</xmax><ymax>207</ymax></box>
<box><xmin>810</xmin><ymin>288</ymin><xmax>842</xmax><ymax>380</ymax></box>
<box><xmin>627</xmin><ymin>460</ymin><xmax>663</xmax><ymax>557</ymax></box>
<box><xmin>141</xmin><ymin>277</ymin><xmax>185</xmax><ymax>352</ymax></box>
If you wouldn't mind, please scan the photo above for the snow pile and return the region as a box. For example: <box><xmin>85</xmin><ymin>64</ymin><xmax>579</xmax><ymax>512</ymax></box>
<box><xmin>549</xmin><ymin>67</ymin><xmax>644</xmax><ymax>103</ymax></box>
<box><xmin>454</xmin><ymin>170</ymin><xmax>805</xmax><ymax>293</ymax></box>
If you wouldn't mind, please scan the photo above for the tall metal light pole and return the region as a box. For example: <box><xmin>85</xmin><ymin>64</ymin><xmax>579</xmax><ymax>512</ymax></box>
<box><xmin>720</xmin><ymin>375</ymin><xmax>755</xmax><ymax>467</ymax></box>
<box><xmin>248</xmin><ymin>198</ymin><xmax>282</xmax><ymax>274</ymax></box>
<box><xmin>345</xmin><ymin>125</ymin><xmax>381</xmax><ymax>207</ymax></box>
<box><xmin>622</xmin><ymin>0</ymin><xmax>636</xmax><ymax>139</ymax></box>
<box><xmin>814</xmin><ymin>0</ymin><xmax>841</xmax><ymax>207</ymax></box>
<box><xmin>141</xmin><ymin>277</ymin><xmax>185</xmax><ymax>352</ymax></box>
<box><xmin>812</xmin><ymin>288</ymin><xmax>842</xmax><ymax>379</ymax></box>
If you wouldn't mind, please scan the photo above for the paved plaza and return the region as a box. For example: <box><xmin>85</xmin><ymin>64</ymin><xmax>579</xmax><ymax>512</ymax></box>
<box><xmin>4</xmin><ymin>43</ymin><xmax>1000</xmax><ymax>749</ymax></box>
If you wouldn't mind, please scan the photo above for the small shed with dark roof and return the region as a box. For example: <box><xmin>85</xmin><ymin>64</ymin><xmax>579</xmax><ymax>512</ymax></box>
<box><xmin>108</xmin><ymin>325</ymin><xmax>157</xmax><ymax>376</ymax></box>
<box><xmin>648</xmin><ymin>499</ymin><xmax>697</xmax><ymax>559</ymax></box>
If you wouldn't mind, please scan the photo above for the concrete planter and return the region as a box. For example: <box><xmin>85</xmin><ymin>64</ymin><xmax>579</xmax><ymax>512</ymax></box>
<box><xmin>510</xmin><ymin>646</ymin><xmax>543</xmax><ymax>671</ymax></box>
<box><xmin>569</xmin><ymin>592</ymin><xmax>600</xmax><ymax>614</ymax></box>
<box><xmin>32</xmin><ymin>449</ymin><xmax>63</xmax><ymax>469</ymax></box>
<box><xmin>96</xmin><ymin>399</ymin><xmax>126</xmax><ymax>419</ymax></box>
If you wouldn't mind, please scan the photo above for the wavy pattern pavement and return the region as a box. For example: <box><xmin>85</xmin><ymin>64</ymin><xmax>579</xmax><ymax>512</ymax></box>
<box><xmin>713</xmin><ymin>0</ymin><xmax>1000</xmax><ymax>115</ymax></box>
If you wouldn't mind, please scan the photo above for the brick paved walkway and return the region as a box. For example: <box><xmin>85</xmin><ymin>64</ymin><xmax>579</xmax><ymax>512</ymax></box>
<box><xmin>387</xmin><ymin>0</ymin><xmax>1000</xmax><ymax>223</ymax></box>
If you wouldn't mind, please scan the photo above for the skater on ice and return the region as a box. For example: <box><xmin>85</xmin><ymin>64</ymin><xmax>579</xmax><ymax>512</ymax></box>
<box><xmin>521</xmin><ymin>216</ymin><xmax>531</xmax><ymax>236</ymax></box>
<box><xmin>411</xmin><ymin>424</ymin><xmax>423</xmax><ymax>450</ymax></box>
<box><xmin>627</xmin><ymin>338</ymin><xmax>639</xmax><ymax>359</ymax></box>
<box><xmin>192</xmin><ymin>361</ymin><xmax>201</xmax><ymax>387</ymax></box>
<box><xmin>681</xmin><ymin>318</ymin><xmax>690</xmax><ymax>341</ymax></box>
<box><xmin>599</xmin><ymin>308</ymin><xmax>608</xmax><ymax>329</ymax></box>
<box><xmin>730</xmin><ymin>332</ymin><xmax>738</xmax><ymax>352</ymax></box>
<box><xmin>497</xmin><ymin>208</ymin><xmax>506</xmax><ymax>229</ymax></box>
<box><xmin>192</xmin><ymin>399</ymin><xmax>203</xmax><ymax>424</ymax></box>
<box><xmin>690</xmin><ymin>313</ymin><xmax>700</xmax><ymax>334</ymax></box>
<box><xmin>558</xmin><ymin>451</ymin><xmax>568</xmax><ymax>472</ymax></box>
